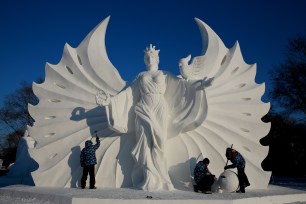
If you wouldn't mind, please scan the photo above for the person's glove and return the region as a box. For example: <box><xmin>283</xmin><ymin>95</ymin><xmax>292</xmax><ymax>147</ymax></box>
<box><xmin>224</xmin><ymin>166</ymin><xmax>229</xmax><ymax>170</ymax></box>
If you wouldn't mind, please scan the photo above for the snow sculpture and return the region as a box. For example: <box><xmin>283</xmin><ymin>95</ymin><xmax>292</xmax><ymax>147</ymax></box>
<box><xmin>26</xmin><ymin>16</ymin><xmax>271</xmax><ymax>190</ymax></box>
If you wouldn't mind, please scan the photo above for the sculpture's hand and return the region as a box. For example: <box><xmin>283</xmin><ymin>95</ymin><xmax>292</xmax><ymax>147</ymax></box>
<box><xmin>96</xmin><ymin>90</ymin><xmax>111</xmax><ymax>106</ymax></box>
<box><xmin>201</xmin><ymin>77</ymin><xmax>214</xmax><ymax>88</ymax></box>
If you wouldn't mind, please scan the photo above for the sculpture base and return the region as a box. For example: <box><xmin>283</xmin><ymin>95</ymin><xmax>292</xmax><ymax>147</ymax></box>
<box><xmin>0</xmin><ymin>185</ymin><xmax>305</xmax><ymax>204</ymax></box>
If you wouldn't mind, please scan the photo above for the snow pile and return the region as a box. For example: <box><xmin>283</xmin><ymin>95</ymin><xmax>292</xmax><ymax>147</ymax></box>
<box><xmin>0</xmin><ymin>137</ymin><xmax>38</xmax><ymax>187</ymax></box>
<box><xmin>218</xmin><ymin>170</ymin><xmax>239</xmax><ymax>193</ymax></box>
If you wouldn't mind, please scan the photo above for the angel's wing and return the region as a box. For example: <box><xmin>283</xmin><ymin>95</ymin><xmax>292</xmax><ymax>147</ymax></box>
<box><xmin>167</xmin><ymin>18</ymin><xmax>271</xmax><ymax>191</ymax></box>
<box><xmin>27</xmin><ymin>16</ymin><xmax>129</xmax><ymax>187</ymax></box>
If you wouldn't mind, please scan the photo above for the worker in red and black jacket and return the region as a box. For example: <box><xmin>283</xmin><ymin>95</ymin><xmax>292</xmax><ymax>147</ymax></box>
<box><xmin>224</xmin><ymin>148</ymin><xmax>250</xmax><ymax>193</ymax></box>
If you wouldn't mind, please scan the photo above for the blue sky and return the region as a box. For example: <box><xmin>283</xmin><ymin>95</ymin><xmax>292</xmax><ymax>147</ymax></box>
<box><xmin>0</xmin><ymin>0</ymin><xmax>305</xmax><ymax>104</ymax></box>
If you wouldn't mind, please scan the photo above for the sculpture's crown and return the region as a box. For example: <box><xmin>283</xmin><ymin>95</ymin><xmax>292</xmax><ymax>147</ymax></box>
<box><xmin>144</xmin><ymin>44</ymin><xmax>160</xmax><ymax>57</ymax></box>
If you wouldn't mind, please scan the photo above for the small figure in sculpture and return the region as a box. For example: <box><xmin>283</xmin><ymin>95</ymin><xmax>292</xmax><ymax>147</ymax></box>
<box><xmin>96</xmin><ymin>44</ymin><xmax>213</xmax><ymax>190</ymax></box>
<box><xmin>224</xmin><ymin>147</ymin><xmax>250</xmax><ymax>193</ymax></box>
<box><xmin>193</xmin><ymin>157</ymin><xmax>215</xmax><ymax>194</ymax></box>
<box><xmin>80</xmin><ymin>136</ymin><xmax>100</xmax><ymax>189</ymax></box>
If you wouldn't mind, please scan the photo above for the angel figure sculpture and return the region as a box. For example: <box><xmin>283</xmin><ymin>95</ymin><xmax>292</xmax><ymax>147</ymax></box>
<box><xmin>20</xmin><ymin>16</ymin><xmax>270</xmax><ymax>191</ymax></box>
<box><xmin>96</xmin><ymin>44</ymin><xmax>213</xmax><ymax>190</ymax></box>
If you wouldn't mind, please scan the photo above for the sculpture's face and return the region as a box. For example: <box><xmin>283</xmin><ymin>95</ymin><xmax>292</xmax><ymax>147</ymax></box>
<box><xmin>144</xmin><ymin>53</ymin><xmax>159</xmax><ymax>71</ymax></box>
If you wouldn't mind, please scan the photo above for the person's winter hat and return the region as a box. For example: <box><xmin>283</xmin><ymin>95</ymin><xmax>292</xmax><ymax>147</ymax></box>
<box><xmin>85</xmin><ymin>140</ymin><xmax>93</xmax><ymax>147</ymax></box>
<box><xmin>226</xmin><ymin>148</ymin><xmax>232</xmax><ymax>158</ymax></box>
<box><xmin>203</xmin><ymin>158</ymin><xmax>210</xmax><ymax>164</ymax></box>
<box><xmin>226</xmin><ymin>148</ymin><xmax>238</xmax><ymax>158</ymax></box>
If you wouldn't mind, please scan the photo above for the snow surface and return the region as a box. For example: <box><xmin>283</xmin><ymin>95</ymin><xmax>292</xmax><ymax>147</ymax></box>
<box><xmin>0</xmin><ymin>184</ymin><xmax>306</xmax><ymax>204</ymax></box>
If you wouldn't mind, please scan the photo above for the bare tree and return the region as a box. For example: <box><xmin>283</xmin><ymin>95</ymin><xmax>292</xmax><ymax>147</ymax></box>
<box><xmin>0</xmin><ymin>80</ymin><xmax>40</xmax><ymax>135</ymax></box>
<box><xmin>0</xmin><ymin>79</ymin><xmax>41</xmax><ymax>166</ymax></box>
<box><xmin>269</xmin><ymin>36</ymin><xmax>306</xmax><ymax>120</ymax></box>
<box><xmin>263</xmin><ymin>36</ymin><xmax>306</xmax><ymax>177</ymax></box>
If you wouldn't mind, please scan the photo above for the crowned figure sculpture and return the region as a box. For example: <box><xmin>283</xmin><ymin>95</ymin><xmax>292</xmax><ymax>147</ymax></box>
<box><xmin>20</xmin><ymin>16</ymin><xmax>270</xmax><ymax>191</ymax></box>
<box><xmin>95</xmin><ymin>44</ymin><xmax>213</xmax><ymax>190</ymax></box>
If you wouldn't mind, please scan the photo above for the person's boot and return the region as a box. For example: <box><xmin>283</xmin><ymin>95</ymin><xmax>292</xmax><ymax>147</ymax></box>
<box><xmin>203</xmin><ymin>190</ymin><xmax>212</xmax><ymax>194</ymax></box>
<box><xmin>236</xmin><ymin>188</ymin><xmax>245</xmax><ymax>193</ymax></box>
<box><xmin>193</xmin><ymin>185</ymin><xmax>199</xmax><ymax>192</ymax></box>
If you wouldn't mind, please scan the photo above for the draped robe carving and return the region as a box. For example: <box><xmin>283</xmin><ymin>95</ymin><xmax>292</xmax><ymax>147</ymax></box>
<box><xmin>105</xmin><ymin>70</ymin><xmax>209</xmax><ymax>190</ymax></box>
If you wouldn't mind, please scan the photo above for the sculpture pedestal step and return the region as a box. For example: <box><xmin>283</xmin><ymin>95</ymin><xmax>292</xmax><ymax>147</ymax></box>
<box><xmin>0</xmin><ymin>185</ymin><xmax>305</xmax><ymax>204</ymax></box>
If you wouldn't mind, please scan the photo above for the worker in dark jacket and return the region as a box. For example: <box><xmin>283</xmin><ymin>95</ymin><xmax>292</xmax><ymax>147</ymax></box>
<box><xmin>80</xmin><ymin>136</ymin><xmax>100</xmax><ymax>189</ymax></box>
<box><xmin>193</xmin><ymin>158</ymin><xmax>215</xmax><ymax>194</ymax></box>
<box><xmin>224</xmin><ymin>147</ymin><xmax>250</xmax><ymax>193</ymax></box>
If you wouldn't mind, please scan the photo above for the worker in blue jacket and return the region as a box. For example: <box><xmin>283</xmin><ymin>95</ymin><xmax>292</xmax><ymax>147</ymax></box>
<box><xmin>80</xmin><ymin>136</ymin><xmax>100</xmax><ymax>189</ymax></box>
<box><xmin>194</xmin><ymin>158</ymin><xmax>215</xmax><ymax>194</ymax></box>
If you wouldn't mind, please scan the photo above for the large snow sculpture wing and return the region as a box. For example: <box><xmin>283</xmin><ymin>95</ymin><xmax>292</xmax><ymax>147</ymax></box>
<box><xmin>167</xmin><ymin>18</ymin><xmax>271</xmax><ymax>190</ymax></box>
<box><xmin>27</xmin><ymin>16</ymin><xmax>127</xmax><ymax>187</ymax></box>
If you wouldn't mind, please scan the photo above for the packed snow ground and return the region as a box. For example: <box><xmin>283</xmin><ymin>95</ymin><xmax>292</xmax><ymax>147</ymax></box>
<box><xmin>0</xmin><ymin>184</ymin><xmax>306</xmax><ymax>204</ymax></box>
